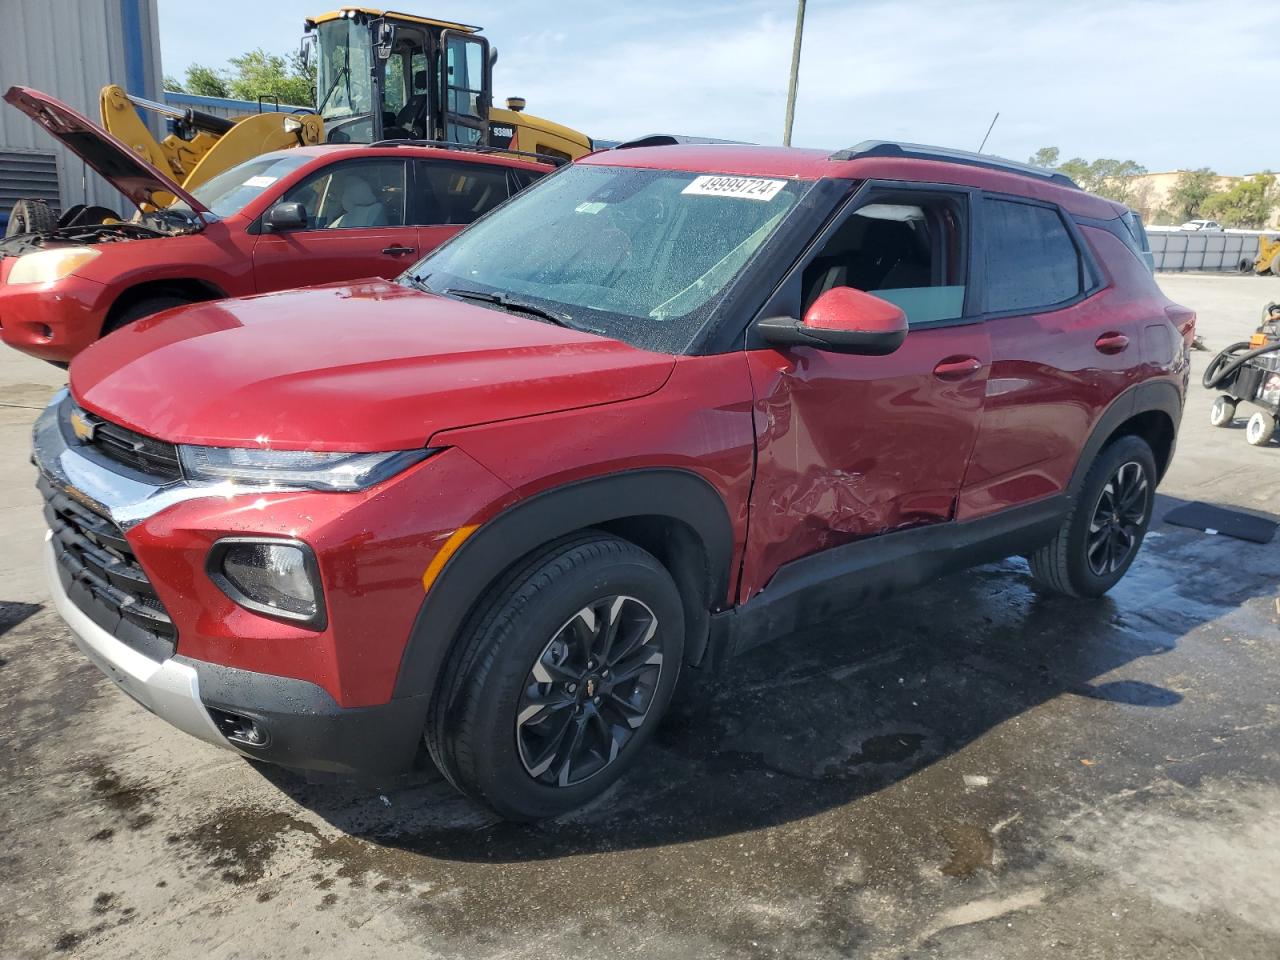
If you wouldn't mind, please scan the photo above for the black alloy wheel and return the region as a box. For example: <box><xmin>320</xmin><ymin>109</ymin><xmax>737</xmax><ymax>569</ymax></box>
<box><xmin>1085</xmin><ymin>460</ymin><xmax>1149</xmax><ymax>576</ymax></box>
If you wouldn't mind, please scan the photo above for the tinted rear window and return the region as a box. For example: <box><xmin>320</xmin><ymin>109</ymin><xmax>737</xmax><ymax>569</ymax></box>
<box><xmin>982</xmin><ymin>198</ymin><xmax>1082</xmax><ymax>313</ymax></box>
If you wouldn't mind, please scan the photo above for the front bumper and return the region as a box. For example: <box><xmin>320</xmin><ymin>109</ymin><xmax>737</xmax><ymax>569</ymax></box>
<box><xmin>46</xmin><ymin>532</ymin><xmax>429</xmax><ymax>776</ymax></box>
<box><xmin>0</xmin><ymin>272</ymin><xmax>111</xmax><ymax>363</ymax></box>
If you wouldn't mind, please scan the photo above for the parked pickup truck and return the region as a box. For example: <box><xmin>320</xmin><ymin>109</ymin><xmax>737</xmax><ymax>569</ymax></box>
<box><xmin>34</xmin><ymin>139</ymin><xmax>1192</xmax><ymax>820</ymax></box>
<box><xmin>0</xmin><ymin>86</ymin><xmax>548</xmax><ymax>364</ymax></box>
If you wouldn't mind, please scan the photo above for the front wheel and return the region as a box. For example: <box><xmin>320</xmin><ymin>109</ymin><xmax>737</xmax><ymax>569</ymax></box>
<box><xmin>1246</xmin><ymin>411</ymin><xmax>1276</xmax><ymax>446</ymax></box>
<box><xmin>1028</xmin><ymin>435</ymin><xmax>1157</xmax><ymax>598</ymax></box>
<box><xmin>426</xmin><ymin>534</ymin><xmax>685</xmax><ymax>821</ymax></box>
<box><xmin>1210</xmin><ymin>395</ymin><xmax>1237</xmax><ymax>427</ymax></box>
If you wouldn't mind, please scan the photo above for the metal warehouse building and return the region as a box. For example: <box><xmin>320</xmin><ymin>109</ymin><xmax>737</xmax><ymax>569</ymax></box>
<box><xmin>0</xmin><ymin>0</ymin><xmax>163</xmax><ymax>226</ymax></box>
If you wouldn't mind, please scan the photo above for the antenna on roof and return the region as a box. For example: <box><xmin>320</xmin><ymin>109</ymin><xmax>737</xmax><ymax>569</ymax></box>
<box><xmin>977</xmin><ymin>112</ymin><xmax>1000</xmax><ymax>153</ymax></box>
<box><xmin>782</xmin><ymin>0</ymin><xmax>807</xmax><ymax>146</ymax></box>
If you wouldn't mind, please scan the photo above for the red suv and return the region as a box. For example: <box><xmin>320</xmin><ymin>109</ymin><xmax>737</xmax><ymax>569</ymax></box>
<box><xmin>0</xmin><ymin>87</ymin><xmax>547</xmax><ymax>364</ymax></box>
<box><xmin>35</xmin><ymin>140</ymin><xmax>1193</xmax><ymax>820</ymax></box>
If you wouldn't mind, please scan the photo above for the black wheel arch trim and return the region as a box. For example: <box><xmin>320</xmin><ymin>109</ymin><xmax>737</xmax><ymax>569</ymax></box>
<box><xmin>391</xmin><ymin>468</ymin><xmax>736</xmax><ymax>700</ymax></box>
<box><xmin>1066</xmin><ymin>379</ymin><xmax>1183</xmax><ymax>499</ymax></box>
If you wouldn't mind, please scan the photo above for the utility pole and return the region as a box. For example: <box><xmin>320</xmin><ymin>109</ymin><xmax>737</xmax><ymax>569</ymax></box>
<box><xmin>782</xmin><ymin>0</ymin><xmax>806</xmax><ymax>146</ymax></box>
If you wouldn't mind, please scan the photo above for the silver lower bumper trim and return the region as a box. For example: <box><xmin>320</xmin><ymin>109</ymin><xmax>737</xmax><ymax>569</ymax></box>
<box><xmin>44</xmin><ymin>534</ymin><xmax>232</xmax><ymax>751</ymax></box>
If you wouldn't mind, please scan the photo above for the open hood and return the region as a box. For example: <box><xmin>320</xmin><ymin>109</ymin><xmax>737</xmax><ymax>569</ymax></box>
<box><xmin>3</xmin><ymin>85</ymin><xmax>210</xmax><ymax>216</ymax></box>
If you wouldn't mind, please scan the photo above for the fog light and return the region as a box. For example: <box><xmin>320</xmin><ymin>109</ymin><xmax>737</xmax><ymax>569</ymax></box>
<box><xmin>208</xmin><ymin>538</ymin><xmax>326</xmax><ymax>628</ymax></box>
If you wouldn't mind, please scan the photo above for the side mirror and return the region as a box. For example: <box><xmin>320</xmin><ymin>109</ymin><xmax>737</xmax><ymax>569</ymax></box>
<box><xmin>265</xmin><ymin>202</ymin><xmax>307</xmax><ymax>232</ymax></box>
<box><xmin>376</xmin><ymin>22</ymin><xmax>396</xmax><ymax>59</ymax></box>
<box><xmin>757</xmin><ymin>287</ymin><xmax>908</xmax><ymax>356</ymax></box>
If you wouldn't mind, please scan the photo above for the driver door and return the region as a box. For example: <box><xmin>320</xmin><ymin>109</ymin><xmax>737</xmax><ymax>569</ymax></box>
<box><xmin>251</xmin><ymin>157</ymin><xmax>417</xmax><ymax>291</ymax></box>
<box><xmin>439</xmin><ymin>30</ymin><xmax>491</xmax><ymax>145</ymax></box>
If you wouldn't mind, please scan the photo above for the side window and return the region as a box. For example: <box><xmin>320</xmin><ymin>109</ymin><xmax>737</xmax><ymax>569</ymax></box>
<box><xmin>982</xmin><ymin>197</ymin><xmax>1082</xmax><ymax>313</ymax></box>
<box><xmin>280</xmin><ymin>160</ymin><xmax>407</xmax><ymax>229</ymax></box>
<box><xmin>413</xmin><ymin>160</ymin><xmax>512</xmax><ymax>225</ymax></box>
<box><xmin>509</xmin><ymin>168</ymin><xmax>546</xmax><ymax>192</ymax></box>
<box><xmin>801</xmin><ymin>193</ymin><xmax>968</xmax><ymax>326</ymax></box>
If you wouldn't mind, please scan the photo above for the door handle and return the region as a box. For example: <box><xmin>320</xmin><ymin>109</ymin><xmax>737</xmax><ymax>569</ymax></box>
<box><xmin>1094</xmin><ymin>332</ymin><xmax>1130</xmax><ymax>354</ymax></box>
<box><xmin>933</xmin><ymin>356</ymin><xmax>983</xmax><ymax>381</ymax></box>
<box><xmin>382</xmin><ymin>244</ymin><xmax>417</xmax><ymax>256</ymax></box>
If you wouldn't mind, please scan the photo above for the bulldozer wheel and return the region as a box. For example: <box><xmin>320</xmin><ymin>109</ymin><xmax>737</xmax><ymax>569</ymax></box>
<box><xmin>1271</xmin><ymin>252</ymin><xmax>1280</xmax><ymax>277</ymax></box>
<box><xmin>4</xmin><ymin>199</ymin><xmax>55</xmax><ymax>238</ymax></box>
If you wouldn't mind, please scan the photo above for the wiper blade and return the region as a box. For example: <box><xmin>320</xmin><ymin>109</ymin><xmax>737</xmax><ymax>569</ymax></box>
<box><xmin>444</xmin><ymin>287</ymin><xmax>577</xmax><ymax>328</ymax></box>
<box><xmin>401</xmin><ymin>273</ymin><xmax>433</xmax><ymax>293</ymax></box>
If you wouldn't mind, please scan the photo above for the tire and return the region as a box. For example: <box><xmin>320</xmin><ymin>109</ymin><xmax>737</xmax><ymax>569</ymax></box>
<box><xmin>1210</xmin><ymin>395</ymin><xmax>1237</xmax><ymax>427</ymax></box>
<box><xmin>4</xmin><ymin>198</ymin><xmax>55</xmax><ymax>238</ymax></box>
<box><xmin>426</xmin><ymin>534</ymin><xmax>685</xmax><ymax>821</ymax></box>
<box><xmin>102</xmin><ymin>294</ymin><xmax>193</xmax><ymax>336</ymax></box>
<box><xmin>1246</xmin><ymin>411</ymin><xmax>1276</xmax><ymax>446</ymax></box>
<box><xmin>1027</xmin><ymin>435</ymin><xmax>1157</xmax><ymax>598</ymax></box>
<box><xmin>1272</xmin><ymin>252</ymin><xmax>1280</xmax><ymax>277</ymax></box>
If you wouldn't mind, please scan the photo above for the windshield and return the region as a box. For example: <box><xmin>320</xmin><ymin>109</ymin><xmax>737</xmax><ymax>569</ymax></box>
<box><xmin>409</xmin><ymin>165</ymin><xmax>810</xmax><ymax>353</ymax></box>
<box><xmin>316</xmin><ymin>19</ymin><xmax>373</xmax><ymax>121</ymax></box>
<box><xmin>171</xmin><ymin>154</ymin><xmax>313</xmax><ymax>219</ymax></box>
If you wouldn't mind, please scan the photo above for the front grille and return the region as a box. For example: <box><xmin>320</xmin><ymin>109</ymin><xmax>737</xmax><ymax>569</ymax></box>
<box><xmin>40</xmin><ymin>474</ymin><xmax>177</xmax><ymax>661</ymax></box>
<box><xmin>71</xmin><ymin>405</ymin><xmax>181</xmax><ymax>481</ymax></box>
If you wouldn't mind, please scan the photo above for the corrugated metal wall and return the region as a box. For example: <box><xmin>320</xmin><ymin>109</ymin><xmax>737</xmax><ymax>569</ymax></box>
<box><xmin>0</xmin><ymin>0</ymin><xmax>162</xmax><ymax>218</ymax></box>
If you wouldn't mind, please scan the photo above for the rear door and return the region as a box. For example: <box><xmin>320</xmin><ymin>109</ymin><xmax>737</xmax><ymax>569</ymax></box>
<box><xmin>251</xmin><ymin>157</ymin><xmax>416</xmax><ymax>290</ymax></box>
<box><xmin>957</xmin><ymin>195</ymin><xmax>1132</xmax><ymax>518</ymax></box>
<box><xmin>409</xmin><ymin>158</ymin><xmax>527</xmax><ymax>254</ymax></box>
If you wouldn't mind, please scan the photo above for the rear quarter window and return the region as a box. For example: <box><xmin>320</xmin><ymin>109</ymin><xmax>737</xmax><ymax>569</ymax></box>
<box><xmin>981</xmin><ymin>197</ymin><xmax>1083</xmax><ymax>313</ymax></box>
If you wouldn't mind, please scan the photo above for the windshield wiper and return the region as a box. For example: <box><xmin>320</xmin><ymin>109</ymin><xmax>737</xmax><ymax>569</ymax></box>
<box><xmin>444</xmin><ymin>287</ymin><xmax>578</xmax><ymax>329</ymax></box>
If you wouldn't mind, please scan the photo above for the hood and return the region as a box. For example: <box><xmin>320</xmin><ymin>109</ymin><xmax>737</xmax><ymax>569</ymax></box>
<box><xmin>70</xmin><ymin>281</ymin><xmax>676</xmax><ymax>451</ymax></box>
<box><xmin>3</xmin><ymin>86</ymin><xmax>210</xmax><ymax>215</ymax></box>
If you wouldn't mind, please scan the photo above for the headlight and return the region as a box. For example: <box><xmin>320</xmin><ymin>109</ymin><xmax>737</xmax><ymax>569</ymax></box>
<box><xmin>7</xmin><ymin>246</ymin><xmax>101</xmax><ymax>285</ymax></box>
<box><xmin>178</xmin><ymin>445</ymin><xmax>434</xmax><ymax>492</ymax></box>
<box><xmin>209</xmin><ymin>538</ymin><xmax>325</xmax><ymax>627</ymax></box>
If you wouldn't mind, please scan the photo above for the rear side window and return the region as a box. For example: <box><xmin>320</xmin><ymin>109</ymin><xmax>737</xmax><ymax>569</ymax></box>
<box><xmin>982</xmin><ymin>198</ymin><xmax>1082</xmax><ymax>313</ymax></box>
<box><xmin>413</xmin><ymin>160</ymin><xmax>512</xmax><ymax>225</ymax></box>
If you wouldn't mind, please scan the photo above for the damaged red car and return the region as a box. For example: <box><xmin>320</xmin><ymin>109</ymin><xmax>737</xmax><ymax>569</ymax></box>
<box><xmin>0</xmin><ymin>86</ymin><xmax>547</xmax><ymax>364</ymax></box>
<box><xmin>35</xmin><ymin>138</ymin><xmax>1192</xmax><ymax>820</ymax></box>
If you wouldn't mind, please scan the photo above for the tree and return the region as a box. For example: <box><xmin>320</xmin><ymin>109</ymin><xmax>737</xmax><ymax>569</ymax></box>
<box><xmin>225</xmin><ymin>48</ymin><xmax>314</xmax><ymax>107</ymax></box>
<box><xmin>1201</xmin><ymin>174</ymin><xmax>1278</xmax><ymax>229</ymax></box>
<box><xmin>181</xmin><ymin>64</ymin><xmax>229</xmax><ymax>98</ymax></box>
<box><xmin>1167</xmin><ymin>168</ymin><xmax>1217</xmax><ymax>222</ymax></box>
<box><xmin>162</xmin><ymin>75</ymin><xmax>184</xmax><ymax>93</ymax></box>
<box><xmin>1027</xmin><ymin>146</ymin><xmax>1059</xmax><ymax>169</ymax></box>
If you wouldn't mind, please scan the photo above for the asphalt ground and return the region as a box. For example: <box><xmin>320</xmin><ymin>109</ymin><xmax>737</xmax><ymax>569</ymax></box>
<box><xmin>0</xmin><ymin>271</ymin><xmax>1277</xmax><ymax>959</ymax></box>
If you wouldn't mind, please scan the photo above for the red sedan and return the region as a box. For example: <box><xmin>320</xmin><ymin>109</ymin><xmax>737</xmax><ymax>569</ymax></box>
<box><xmin>0</xmin><ymin>86</ymin><xmax>548</xmax><ymax>364</ymax></box>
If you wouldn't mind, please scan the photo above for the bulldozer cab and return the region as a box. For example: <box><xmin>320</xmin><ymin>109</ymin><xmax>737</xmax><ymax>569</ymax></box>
<box><xmin>306</xmin><ymin>9</ymin><xmax>491</xmax><ymax>147</ymax></box>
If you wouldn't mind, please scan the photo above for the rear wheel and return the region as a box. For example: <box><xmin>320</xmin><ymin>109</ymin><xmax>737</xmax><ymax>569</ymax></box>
<box><xmin>4</xmin><ymin>199</ymin><xmax>55</xmax><ymax>238</ymax></box>
<box><xmin>1246</xmin><ymin>411</ymin><xmax>1276</xmax><ymax>446</ymax></box>
<box><xmin>1028</xmin><ymin>435</ymin><xmax>1156</xmax><ymax>598</ymax></box>
<box><xmin>426</xmin><ymin>534</ymin><xmax>685</xmax><ymax>821</ymax></box>
<box><xmin>1210</xmin><ymin>395</ymin><xmax>1237</xmax><ymax>427</ymax></box>
<box><xmin>102</xmin><ymin>294</ymin><xmax>193</xmax><ymax>336</ymax></box>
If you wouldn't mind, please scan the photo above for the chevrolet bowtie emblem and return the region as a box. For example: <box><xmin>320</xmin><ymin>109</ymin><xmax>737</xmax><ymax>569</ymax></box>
<box><xmin>69</xmin><ymin>408</ymin><xmax>96</xmax><ymax>443</ymax></box>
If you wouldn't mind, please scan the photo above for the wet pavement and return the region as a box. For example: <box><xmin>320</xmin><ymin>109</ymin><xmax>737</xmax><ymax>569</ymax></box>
<box><xmin>1</xmin><ymin>273</ymin><xmax>1277</xmax><ymax>959</ymax></box>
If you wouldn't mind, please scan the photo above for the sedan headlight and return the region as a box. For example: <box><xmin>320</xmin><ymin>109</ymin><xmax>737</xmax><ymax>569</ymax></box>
<box><xmin>178</xmin><ymin>445</ymin><xmax>434</xmax><ymax>492</ymax></box>
<box><xmin>8</xmin><ymin>246</ymin><xmax>101</xmax><ymax>285</ymax></box>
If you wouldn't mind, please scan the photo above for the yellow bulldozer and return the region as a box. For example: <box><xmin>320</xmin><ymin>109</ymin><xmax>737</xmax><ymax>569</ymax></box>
<box><xmin>1249</xmin><ymin>234</ymin><xmax>1280</xmax><ymax>277</ymax></box>
<box><xmin>92</xmin><ymin>7</ymin><xmax>592</xmax><ymax>201</ymax></box>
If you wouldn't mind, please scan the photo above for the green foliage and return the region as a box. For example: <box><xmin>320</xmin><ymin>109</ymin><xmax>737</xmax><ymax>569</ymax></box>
<box><xmin>1168</xmin><ymin>168</ymin><xmax>1217</xmax><ymax>222</ymax></box>
<box><xmin>163</xmin><ymin>50</ymin><xmax>316</xmax><ymax>107</ymax></box>
<box><xmin>1025</xmin><ymin>146</ymin><xmax>1147</xmax><ymax>204</ymax></box>
<box><xmin>181</xmin><ymin>64</ymin><xmax>230</xmax><ymax>98</ymax></box>
<box><xmin>226</xmin><ymin>48</ymin><xmax>315</xmax><ymax>107</ymax></box>
<box><xmin>1201</xmin><ymin>174</ymin><xmax>1278</xmax><ymax>229</ymax></box>
<box><xmin>1027</xmin><ymin>146</ymin><xmax>1059</xmax><ymax>169</ymax></box>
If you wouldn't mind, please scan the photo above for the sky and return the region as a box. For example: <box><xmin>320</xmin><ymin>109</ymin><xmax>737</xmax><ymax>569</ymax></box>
<box><xmin>158</xmin><ymin>0</ymin><xmax>1277</xmax><ymax>175</ymax></box>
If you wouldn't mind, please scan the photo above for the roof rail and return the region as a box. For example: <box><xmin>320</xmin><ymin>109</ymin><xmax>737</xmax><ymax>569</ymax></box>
<box><xmin>367</xmin><ymin>139</ymin><xmax>569</xmax><ymax>166</ymax></box>
<box><xmin>829</xmin><ymin>140</ymin><xmax>1079</xmax><ymax>189</ymax></box>
<box><xmin>614</xmin><ymin>134</ymin><xmax>750</xmax><ymax>150</ymax></box>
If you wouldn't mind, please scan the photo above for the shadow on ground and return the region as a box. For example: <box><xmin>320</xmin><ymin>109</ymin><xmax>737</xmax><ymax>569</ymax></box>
<box><xmin>253</xmin><ymin>493</ymin><xmax>1275</xmax><ymax>863</ymax></box>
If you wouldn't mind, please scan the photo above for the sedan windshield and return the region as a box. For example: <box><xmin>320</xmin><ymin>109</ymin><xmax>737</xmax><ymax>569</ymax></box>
<box><xmin>172</xmin><ymin>154</ymin><xmax>313</xmax><ymax>219</ymax></box>
<box><xmin>408</xmin><ymin>165</ymin><xmax>812</xmax><ymax>353</ymax></box>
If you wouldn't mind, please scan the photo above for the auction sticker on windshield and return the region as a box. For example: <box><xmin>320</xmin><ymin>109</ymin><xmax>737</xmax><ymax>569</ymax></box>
<box><xmin>682</xmin><ymin>175</ymin><xmax>786</xmax><ymax>201</ymax></box>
